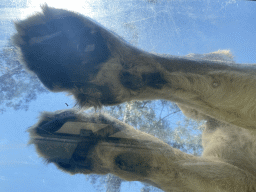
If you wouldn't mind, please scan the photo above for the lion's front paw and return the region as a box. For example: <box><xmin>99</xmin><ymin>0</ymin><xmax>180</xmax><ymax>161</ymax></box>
<box><xmin>28</xmin><ymin>109</ymin><xmax>158</xmax><ymax>179</ymax></box>
<box><xmin>13</xmin><ymin>5</ymin><xmax>138</xmax><ymax>108</ymax></box>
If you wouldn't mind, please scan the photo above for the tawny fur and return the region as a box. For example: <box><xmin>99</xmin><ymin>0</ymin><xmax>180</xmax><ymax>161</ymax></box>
<box><xmin>13</xmin><ymin>4</ymin><xmax>256</xmax><ymax>192</ymax></box>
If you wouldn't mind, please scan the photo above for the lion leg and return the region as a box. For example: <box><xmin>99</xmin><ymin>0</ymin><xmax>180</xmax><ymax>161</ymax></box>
<box><xmin>28</xmin><ymin>109</ymin><xmax>256</xmax><ymax>192</ymax></box>
<box><xmin>13</xmin><ymin>5</ymin><xmax>256</xmax><ymax>131</ymax></box>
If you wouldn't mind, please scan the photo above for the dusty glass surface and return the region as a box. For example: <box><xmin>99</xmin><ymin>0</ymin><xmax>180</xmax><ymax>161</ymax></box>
<box><xmin>1</xmin><ymin>0</ymin><xmax>255</xmax><ymax>192</ymax></box>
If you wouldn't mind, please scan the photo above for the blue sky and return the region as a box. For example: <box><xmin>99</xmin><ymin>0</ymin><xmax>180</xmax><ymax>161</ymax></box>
<box><xmin>0</xmin><ymin>0</ymin><xmax>255</xmax><ymax>192</ymax></box>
